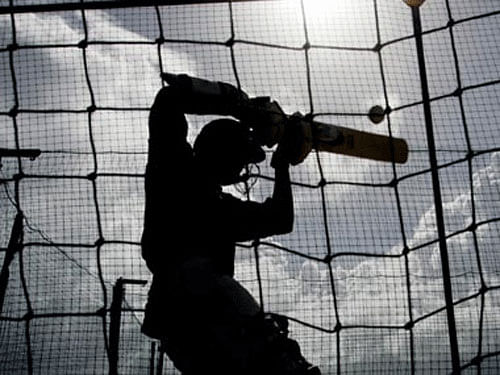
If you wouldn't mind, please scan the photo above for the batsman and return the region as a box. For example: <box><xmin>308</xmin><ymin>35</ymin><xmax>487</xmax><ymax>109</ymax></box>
<box><xmin>141</xmin><ymin>73</ymin><xmax>320</xmax><ymax>374</ymax></box>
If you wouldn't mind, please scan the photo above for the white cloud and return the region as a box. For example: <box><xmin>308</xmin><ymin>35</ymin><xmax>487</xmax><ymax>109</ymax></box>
<box><xmin>231</xmin><ymin>152</ymin><xmax>500</xmax><ymax>370</ymax></box>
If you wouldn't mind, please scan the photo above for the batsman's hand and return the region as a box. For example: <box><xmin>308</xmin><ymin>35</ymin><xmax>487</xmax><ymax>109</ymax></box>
<box><xmin>237</xmin><ymin>97</ymin><xmax>288</xmax><ymax>148</ymax></box>
<box><xmin>271</xmin><ymin>113</ymin><xmax>313</xmax><ymax>168</ymax></box>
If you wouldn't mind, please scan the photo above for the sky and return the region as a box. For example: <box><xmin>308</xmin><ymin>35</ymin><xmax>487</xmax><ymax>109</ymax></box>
<box><xmin>0</xmin><ymin>0</ymin><xmax>499</xmax><ymax>374</ymax></box>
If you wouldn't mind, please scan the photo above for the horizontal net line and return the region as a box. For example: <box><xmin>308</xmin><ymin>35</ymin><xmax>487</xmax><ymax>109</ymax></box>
<box><xmin>5</xmin><ymin>148</ymin><xmax>487</xmax><ymax>156</ymax></box>
<box><xmin>19</xmin><ymin>215</ymin><xmax>500</xmax><ymax>258</ymax></box>
<box><xmin>3</xmin><ymin>284</ymin><xmax>499</xmax><ymax>331</ymax></box>
<box><xmin>1</xmin><ymin>79</ymin><xmax>498</xmax><ymax>118</ymax></box>
<box><xmin>0</xmin><ymin>8</ymin><xmax>497</xmax><ymax>53</ymax></box>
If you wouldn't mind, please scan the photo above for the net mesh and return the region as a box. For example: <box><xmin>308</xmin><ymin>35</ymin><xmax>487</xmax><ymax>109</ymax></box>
<box><xmin>1</xmin><ymin>0</ymin><xmax>499</xmax><ymax>374</ymax></box>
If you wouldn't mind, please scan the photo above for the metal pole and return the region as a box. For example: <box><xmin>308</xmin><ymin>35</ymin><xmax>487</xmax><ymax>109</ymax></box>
<box><xmin>109</xmin><ymin>279</ymin><xmax>124</xmax><ymax>375</ymax></box>
<box><xmin>0</xmin><ymin>212</ymin><xmax>23</xmax><ymax>315</ymax></box>
<box><xmin>149</xmin><ymin>342</ymin><xmax>156</xmax><ymax>375</ymax></box>
<box><xmin>156</xmin><ymin>344</ymin><xmax>164</xmax><ymax>375</ymax></box>
<box><xmin>411</xmin><ymin>6</ymin><xmax>461</xmax><ymax>373</ymax></box>
<box><xmin>108</xmin><ymin>278</ymin><xmax>147</xmax><ymax>375</ymax></box>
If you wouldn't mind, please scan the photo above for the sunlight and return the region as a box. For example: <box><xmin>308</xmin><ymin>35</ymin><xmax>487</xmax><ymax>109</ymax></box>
<box><xmin>302</xmin><ymin>0</ymin><xmax>351</xmax><ymax>19</ymax></box>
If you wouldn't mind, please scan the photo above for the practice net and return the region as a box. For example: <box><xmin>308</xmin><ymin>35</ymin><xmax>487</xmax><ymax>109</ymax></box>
<box><xmin>0</xmin><ymin>0</ymin><xmax>499</xmax><ymax>374</ymax></box>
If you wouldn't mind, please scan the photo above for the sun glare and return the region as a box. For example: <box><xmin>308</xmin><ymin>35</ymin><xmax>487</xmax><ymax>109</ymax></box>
<box><xmin>302</xmin><ymin>0</ymin><xmax>350</xmax><ymax>20</ymax></box>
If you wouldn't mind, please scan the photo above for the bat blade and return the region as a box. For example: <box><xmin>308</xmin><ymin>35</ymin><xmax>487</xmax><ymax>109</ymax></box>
<box><xmin>312</xmin><ymin>122</ymin><xmax>408</xmax><ymax>164</ymax></box>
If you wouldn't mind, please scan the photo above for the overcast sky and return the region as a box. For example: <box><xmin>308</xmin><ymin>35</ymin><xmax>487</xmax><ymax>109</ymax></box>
<box><xmin>1</xmin><ymin>0</ymin><xmax>499</xmax><ymax>374</ymax></box>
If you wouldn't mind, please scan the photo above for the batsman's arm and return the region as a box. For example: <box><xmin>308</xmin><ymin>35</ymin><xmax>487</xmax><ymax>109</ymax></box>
<box><xmin>161</xmin><ymin>73</ymin><xmax>250</xmax><ymax>118</ymax></box>
<box><xmin>230</xmin><ymin>159</ymin><xmax>294</xmax><ymax>242</ymax></box>
<box><xmin>269</xmin><ymin>153</ymin><xmax>294</xmax><ymax>235</ymax></box>
<box><xmin>148</xmin><ymin>73</ymin><xmax>250</xmax><ymax>153</ymax></box>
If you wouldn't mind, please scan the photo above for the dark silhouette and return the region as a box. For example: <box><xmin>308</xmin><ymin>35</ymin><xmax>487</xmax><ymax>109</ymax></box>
<box><xmin>141</xmin><ymin>73</ymin><xmax>320</xmax><ymax>375</ymax></box>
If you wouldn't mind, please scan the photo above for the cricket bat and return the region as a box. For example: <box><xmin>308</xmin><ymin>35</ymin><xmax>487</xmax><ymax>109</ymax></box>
<box><xmin>312</xmin><ymin>121</ymin><xmax>409</xmax><ymax>164</ymax></box>
<box><xmin>245</xmin><ymin>98</ymin><xmax>409</xmax><ymax>164</ymax></box>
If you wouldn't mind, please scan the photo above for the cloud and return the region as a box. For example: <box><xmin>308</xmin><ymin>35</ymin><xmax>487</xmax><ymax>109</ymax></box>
<box><xmin>231</xmin><ymin>152</ymin><xmax>500</xmax><ymax>371</ymax></box>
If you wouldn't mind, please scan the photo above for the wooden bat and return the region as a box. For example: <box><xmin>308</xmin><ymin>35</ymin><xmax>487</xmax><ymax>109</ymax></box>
<box><xmin>312</xmin><ymin>121</ymin><xmax>408</xmax><ymax>164</ymax></box>
<box><xmin>244</xmin><ymin>98</ymin><xmax>409</xmax><ymax>164</ymax></box>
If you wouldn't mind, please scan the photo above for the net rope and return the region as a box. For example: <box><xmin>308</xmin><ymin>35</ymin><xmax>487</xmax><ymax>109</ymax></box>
<box><xmin>0</xmin><ymin>0</ymin><xmax>499</xmax><ymax>374</ymax></box>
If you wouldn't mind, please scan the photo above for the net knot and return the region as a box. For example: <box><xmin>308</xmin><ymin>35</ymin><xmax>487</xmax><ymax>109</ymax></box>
<box><xmin>78</xmin><ymin>39</ymin><xmax>88</xmax><ymax>49</ymax></box>
<box><xmin>334</xmin><ymin>322</ymin><xmax>342</xmax><ymax>332</ymax></box>
<box><xmin>225</xmin><ymin>37</ymin><xmax>234</xmax><ymax>47</ymax></box>
<box><xmin>478</xmin><ymin>284</ymin><xmax>488</xmax><ymax>295</ymax></box>
<box><xmin>465</xmin><ymin>151</ymin><xmax>476</xmax><ymax>163</ymax></box>
<box><xmin>467</xmin><ymin>222</ymin><xmax>477</xmax><ymax>232</ymax></box>
<box><xmin>8</xmin><ymin>105</ymin><xmax>18</xmax><ymax>118</ymax></box>
<box><xmin>96</xmin><ymin>307</ymin><xmax>107</xmax><ymax>317</ymax></box>
<box><xmin>452</xmin><ymin>87</ymin><xmax>462</xmax><ymax>97</ymax></box>
<box><xmin>404</xmin><ymin>321</ymin><xmax>414</xmax><ymax>330</ymax></box>
<box><xmin>470</xmin><ymin>355</ymin><xmax>481</xmax><ymax>366</ymax></box>
<box><xmin>7</xmin><ymin>43</ymin><xmax>18</xmax><ymax>52</ymax></box>
<box><xmin>323</xmin><ymin>254</ymin><xmax>334</xmax><ymax>264</ymax></box>
<box><xmin>388</xmin><ymin>178</ymin><xmax>398</xmax><ymax>188</ymax></box>
<box><xmin>23</xmin><ymin>310</ymin><xmax>34</xmax><ymax>321</ymax></box>
<box><xmin>401</xmin><ymin>246</ymin><xmax>410</xmax><ymax>256</ymax></box>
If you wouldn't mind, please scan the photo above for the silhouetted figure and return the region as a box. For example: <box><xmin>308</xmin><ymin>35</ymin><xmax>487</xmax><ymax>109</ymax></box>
<box><xmin>141</xmin><ymin>74</ymin><xmax>320</xmax><ymax>375</ymax></box>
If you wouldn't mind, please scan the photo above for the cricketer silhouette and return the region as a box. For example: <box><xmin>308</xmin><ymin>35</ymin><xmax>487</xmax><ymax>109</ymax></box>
<box><xmin>141</xmin><ymin>73</ymin><xmax>320</xmax><ymax>375</ymax></box>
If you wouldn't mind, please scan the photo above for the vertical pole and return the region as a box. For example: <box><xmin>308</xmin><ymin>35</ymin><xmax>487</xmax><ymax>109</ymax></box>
<box><xmin>108</xmin><ymin>278</ymin><xmax>147</xmax><ymax>375</ymax></box>
<box><xmin>0</xmin><ymin>152</ymin><xmax>39</xmax><ymax>314</ymax></box>
<box><xmin>0</xmin><ymin>211</ymin><xmax>23</xmax><ymax>314</ymax></box>
<box><xmin>109</xmin><ymin>278</ymin><xmax>124</xmax><ymax>375</ymax></box>
<box><xmin>149</xmin><ymin>342</ymin><xmax>156</xmax><ymax>375</ymax></box>
<box><xmin>156</xmin><ymin>344</ymin><xmax>164</xmax><ymax>375</ymax></box>
<box><xmin>411</xmin><ymin>6</ymin><xmax>461</xmax><ymax>373</ymax></box>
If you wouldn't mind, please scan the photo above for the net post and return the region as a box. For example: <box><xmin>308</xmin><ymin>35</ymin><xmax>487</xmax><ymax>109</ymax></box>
<box><xmin>108</xmin><ymin>278</ymin><xmax>147</xmax><ymax>375</ymax></box>
<box><xmin>0</xmin><ymin>211</ymin><xmax>23</xmax><ymax>315</ymax></box>
<box><xmin>156</xmin><ymin>344</ymin><xmax>165</xmax><ymax>375</ymax></box>
<box><xmin>149</xmin><ymin>342</ymin><xmax>156</xmax><ymax>375</ymax></box>
<box><xmin>410</xmin><ymin>5</ymin><xmax>461</xmax><ymax>373</ymax></box>
<box><xmin>109</xmin><ymin>279</ymin><xmax>124</xmax><ymax>375</ymax></box>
